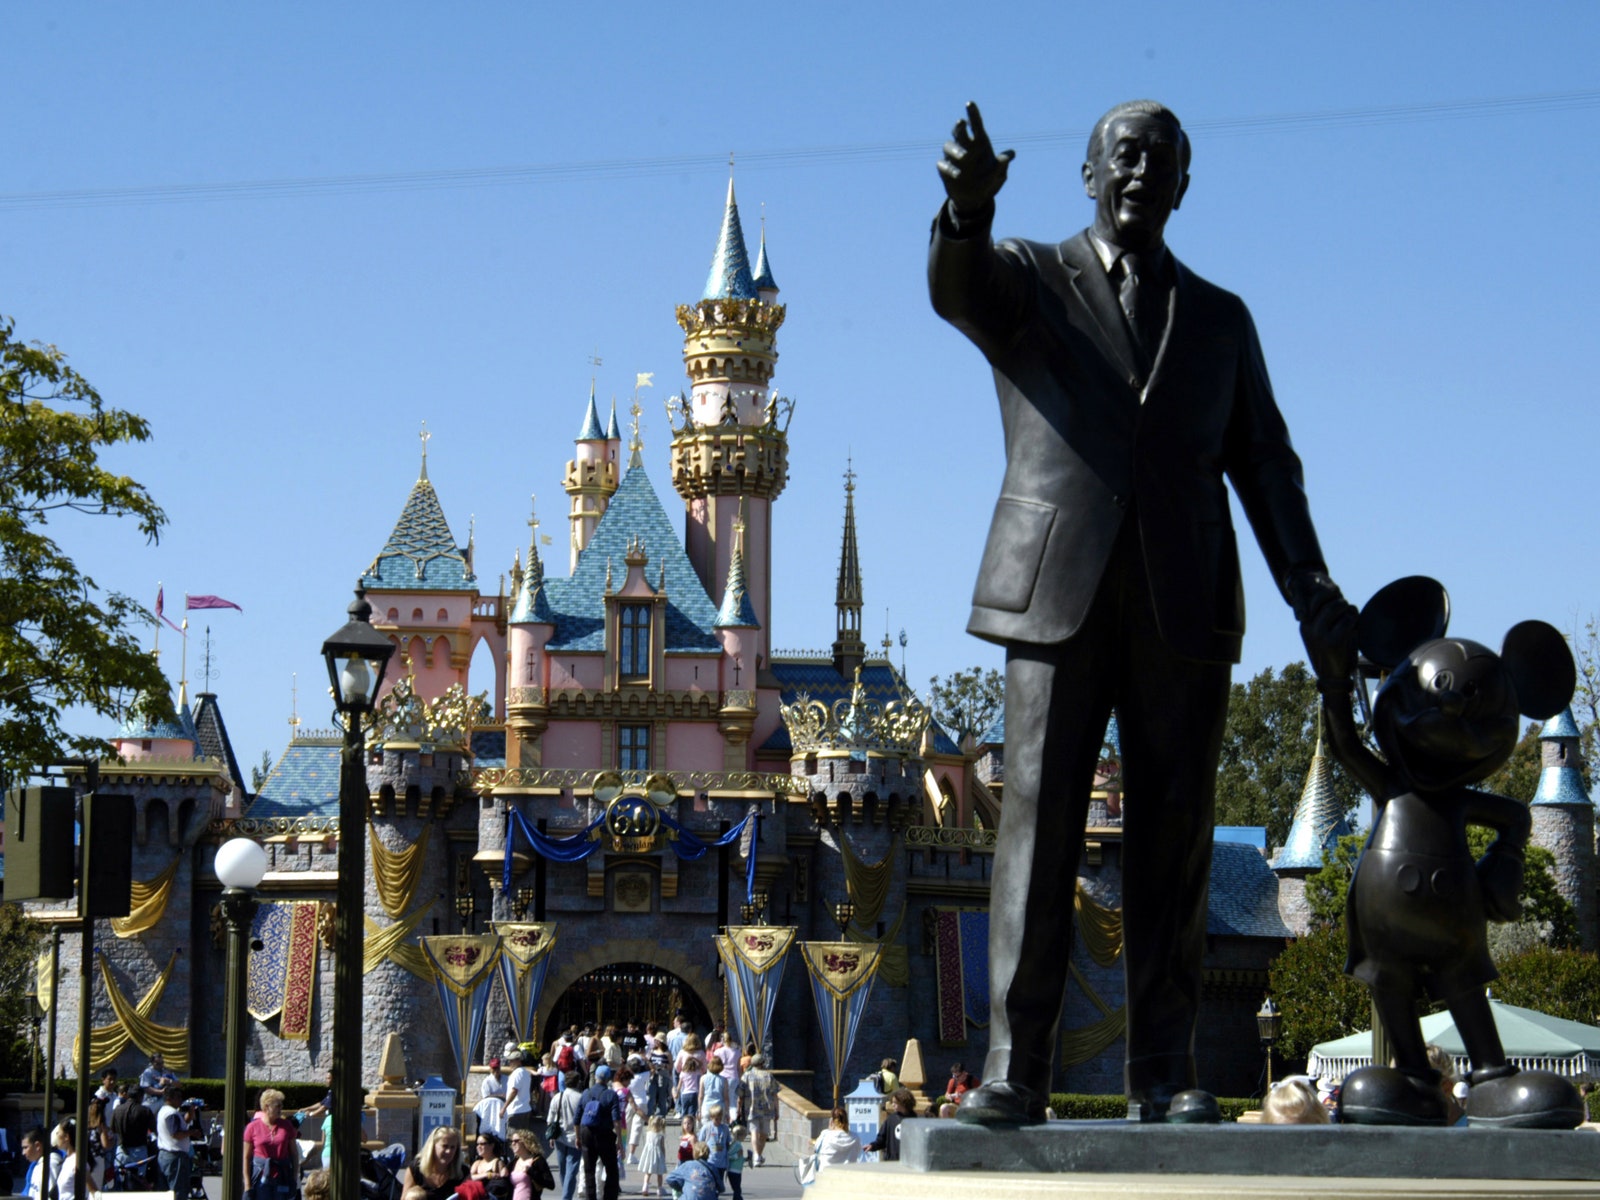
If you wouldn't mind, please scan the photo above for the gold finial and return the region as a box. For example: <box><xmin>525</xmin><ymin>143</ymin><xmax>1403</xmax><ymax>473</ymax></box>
<box><xmin>419</xmin><ymin>421</ymin><xmax>431</xmax><ymax>481</ymax></box>
<box><xmin>844</xmin><ymin>452</ymin><xmax>856</xmax><ymax>496</ymax></box>
<box><xmin>628</xmin><ymin>397</ymin><xmax>644</xmax><ymax>467</ymax></box>
<box><xmin>527</xmin><ymin>494</ymin><xmax>540</xmax><ymax>543</ymax></box>
<box><xmin>289</xmin><ymin>672</ymin><xmax>301</xmax><ymax>731</ymax></box>
<box><xmin>588</xmin><ymin>349</ymin><xmax>602</xmax><ymax>391</ymax></box>
<box><xmin>605</xmin><ymin>557</ymin><xmax>614</xmax><ymax>592</ymax></box>
<box><xmin>734</xmin><ymin>496</ymin><xmax>747</xmax><ymax>553</ymax></box>
<box><xmin>658</xmin><ymin>559</ymin><xmax>666</xmax><ymax>592</ymax></box>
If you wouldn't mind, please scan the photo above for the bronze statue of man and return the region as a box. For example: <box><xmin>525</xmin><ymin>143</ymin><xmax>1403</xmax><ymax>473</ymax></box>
<box><xmin>929</xmin><ymin>100</ymin><xmax>1355</xmax><ymax>1123</ymax></box>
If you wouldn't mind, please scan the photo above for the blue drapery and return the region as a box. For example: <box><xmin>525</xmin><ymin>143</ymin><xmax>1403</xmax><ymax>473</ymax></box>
<box><xmin>503</xmin><ymin>805</ymin><xmax>759</xmax><ymax>900</ymax></box>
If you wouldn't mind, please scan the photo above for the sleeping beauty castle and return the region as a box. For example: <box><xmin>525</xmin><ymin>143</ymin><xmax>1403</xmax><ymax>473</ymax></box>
<box><xmin>26</xmin><ymin>182</ymin><xmax>1335</xmax><ymax>1112</ymax></box>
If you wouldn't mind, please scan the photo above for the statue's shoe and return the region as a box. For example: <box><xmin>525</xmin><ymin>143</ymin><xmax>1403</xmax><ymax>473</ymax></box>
<box><xmin>953</xmin><ymin>1080</ymin><xmax>1047</xmax><ymax>1126</ymax></box>
<box><xmin>1337</xmin><ymin>1066</ymin><xmax>1448</xmax><ymax>1126</ymax></box>
<box><xmin>1466</xmin><ymin>1069</ymin><xmax>1585</xmax><ymax>1129</ymax></box>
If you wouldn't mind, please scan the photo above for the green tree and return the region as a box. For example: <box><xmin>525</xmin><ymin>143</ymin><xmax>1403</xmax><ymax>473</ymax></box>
<box><xmin>1570</xmin><ymin>615</ymin><xmax>1598</xmax><ymax>791</ymax></box>
<box><xmin>1268</xmin><ymin>923</ymin><xmax>1370</xmax><ymax>1062</ymax></box>
<box><xmin>0</xmin><ymin>903</ymin><xmax>43</xmax><ymax>1078</ymax></box>
<box><xmin>0</xmin><ymin>317</ymin><xmax>169</xmax><ymax>776</ymax></box>
<box><xmin>1303</xmin><ymin>832</ymin><xmax>1366</xmax><ymax>928</ymax></box>
<box><xmin>1214</xmin><ymin>662</ymin><xmax>1363</xmax><ymax>848</ymax></box>
<box><xmin>928</xmin><ymin>666</ymin><xmax>1004</xmax><ymax>747</ymax></box>
<box><xmin>1492</xmin><ymin>946</ymin><xmax>1600</xmax><ymax>1024</ymax></box>
<box><xmin>1481</xmin><ymin>721</ymin><xmax>1543</xmax><ymax>801</ymax></box>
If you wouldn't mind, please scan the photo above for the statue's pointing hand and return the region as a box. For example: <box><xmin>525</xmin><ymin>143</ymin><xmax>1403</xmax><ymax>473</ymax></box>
<box><xmin>939</xmin><ymin>101</ymin><xmax>1015</xmax><ymax>217</ymax></box>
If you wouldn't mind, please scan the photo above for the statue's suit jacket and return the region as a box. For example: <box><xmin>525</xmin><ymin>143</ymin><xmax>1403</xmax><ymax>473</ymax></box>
<box><xmin>929</xmin><ymin>217</ymin><xmax>1326</xmax><ymax>662</ymax></box>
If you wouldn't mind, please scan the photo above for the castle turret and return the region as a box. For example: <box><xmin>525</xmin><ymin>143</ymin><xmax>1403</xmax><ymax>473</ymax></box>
<box><xmin>671</xmin><ymin>178</ymin><xmax>787</xmax><ymax>641</ymax></box>
<box><xmin>832</xmin><ymin>463</ymin><xmax>866</xmax><ymax>678</ymax></box>
<box><xmin>361</xmin><ymin>437</ymin><xmax>479</xmax><ymax>705</ymax></box>
<box><xmin>565</xmin><ymin>382</ymin><xmax>619</xmax><ymax>570</ymax></box>
<box><xmin>1530</xmin><ymin>707</ymin><xmax>1597</xmax><ymax>951</ymax></box>
<box><xmin>753</xmin><ymin>220</ymin><xmax>779</xmax><ymax>305</ymax></box>
<box><xmin>506</xmin><ymin>496</ymin><xmax>556</xmax><ymax>768</ymax></box>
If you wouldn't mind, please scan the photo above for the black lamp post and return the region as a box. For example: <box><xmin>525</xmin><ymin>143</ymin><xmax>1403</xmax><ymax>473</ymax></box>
<box><xmin>321</xmin><ymin>587</ymin><xmax>395</xmax><ymax>1200</ymax></box>
<box><xmin>216</xmin><ymin>838</ymin><xmax>267</xmax><ymax>1200</ymax></box>
<box><xmin>1256</xmin><ymin>996</ymin><xmax>1283</xmax><ymax>1091</ymax></box>
<box><xmin>25</xmin><ymin>979</ymin><xmax>41</xmax><ymax>1092</ymax></box>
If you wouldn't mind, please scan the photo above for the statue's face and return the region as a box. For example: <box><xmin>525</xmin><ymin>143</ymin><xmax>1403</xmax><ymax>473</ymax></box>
<box><xmin>1082</xmin><ymin>114</ymin><xmax>1188</xmax><ymax>249</ymax></box>
<box><xmin>1374</xmin><ymin>637</ymin><xmax>1520</xmax><ymax>791</ymax></box>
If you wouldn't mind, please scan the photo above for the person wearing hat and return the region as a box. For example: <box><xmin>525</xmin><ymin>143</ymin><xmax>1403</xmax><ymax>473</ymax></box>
<box><xmin>483</xmin><ymin>1058</ymin><xmax>508</xmax><ymax>1103</ymax></box>
<box><xmin>577</xmin><ymin>1065</ymin><xmax>623</xmax><ymax>1200</ymax></box>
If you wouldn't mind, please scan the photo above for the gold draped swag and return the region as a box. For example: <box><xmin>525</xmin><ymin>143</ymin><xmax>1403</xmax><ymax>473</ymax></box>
<box><xmin>364</xmin><ymin>906</ymin><xmax>432</xmax><ymax>980</ymax></box>
<box><xmin>844</xmin><ymin>904</ymin><xmax>908</xmax><ymax>987</ymax></box>
<box><xmin>111</xmin><ymin>854</ymin><xmax>183</xmax><ymax>938</ymax></box>
<box><xmin>1061</xmin><ymin>885</ymin><xmax>1126</xmax><ymax>1068</ymax></box>
<box><xmin>836</xmin><ymin>833</ymin><xmax>906</xmax><ymax>985</ymax></box>
<box><xmin>369</xmin><ymin>823</ymin><xmax>430</xmax><ymax>919</ymax></box>
<box><xmin>838</xmin><ymin>834</ymin><xmax>895</xmax><ymax>929</ymax></box>
<box><xmin>73</xmin><ymin>952</ymin><xmax>189</xmax><ymax>1073</ymax></box>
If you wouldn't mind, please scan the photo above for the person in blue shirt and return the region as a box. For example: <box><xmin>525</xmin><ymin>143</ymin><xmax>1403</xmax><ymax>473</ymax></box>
<box><xmin>665</xmin><ymin>1142</ymin><xmax>718</xmax><ymax>1200</ymax></box>
<box><xmin>577</xmin><ymin>1065</ymin><xmax>624</xmax><ymax>1200</ymax></box>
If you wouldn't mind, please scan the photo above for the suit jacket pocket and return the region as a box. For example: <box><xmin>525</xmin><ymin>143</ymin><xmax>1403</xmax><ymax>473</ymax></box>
<box><xmin>972</xmin><ymin>497</ymin><xmax>1056</xmax><ymax>613</ymax></box>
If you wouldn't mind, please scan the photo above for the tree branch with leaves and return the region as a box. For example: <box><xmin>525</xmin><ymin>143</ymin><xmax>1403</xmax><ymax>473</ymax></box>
<box><xmin>0</xmin><ymin>316</ymin><xmax>170</xmax><ymax>777</ymax></box>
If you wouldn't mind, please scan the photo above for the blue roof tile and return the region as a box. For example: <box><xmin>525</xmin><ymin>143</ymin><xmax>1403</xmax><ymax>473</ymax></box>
<box><xmin>702</xmin><ymin>178</ymin><xmax>757</xmax><ymax>301</ymax></box>
<box><xmin>1207</xmin><ymin>841</ymin><xmax>1292</xmax><ymax>938</ymax></box>
<box><xmin>714</xmin><ymin>539</ymin><xmax>759</xmax><ymax>629</ymax></box>
<box><xmin>606</xmin><ymin>400</ymin><xmax>622</xmax><ymax>441</ymax></box>
<box><xmin>1543</xmin><ymin>709</ymin><xmax>1582</xmax><ymax>740</ymax></box>
<box><xmin>361</xmin><ymin>476</ymin><xmax>475</xmax><ymax>591</ymax></box>
<box><xmin>119</xmin><ymin>693</ymin><xmax>199</xmax><ymax>749</ymax></box>
<box><xmin>543</xmin><ymin>465</ymin><xmax>720</xmax><ymax>653</ymax></box>
<box><xmin>249</xmin><ymin>738</ymin><xmax>341</xmax><ymax>818</ymax></box>
<box><xmin>760</xmin><ymin>659</ymin><xmax>960</xmax><ymax>755</ymax></box>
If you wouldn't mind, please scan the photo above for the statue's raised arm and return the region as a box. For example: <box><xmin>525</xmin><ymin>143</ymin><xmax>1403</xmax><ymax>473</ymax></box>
<box><xmin>937</xmin><ymin>101</ymin><xmax>1015</xmax><ymax>218</ymax></box>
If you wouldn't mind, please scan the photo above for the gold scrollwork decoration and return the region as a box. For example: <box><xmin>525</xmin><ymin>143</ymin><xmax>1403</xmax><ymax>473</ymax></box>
<box><xmin>903</xmin><ymin>825</ymin><xmax>999</xmax><ymax>851</ymax></box>
<box><xmin>473</xmin><ymin>766</ymin><xmax>808</xmax><ymax>797</ymax></box>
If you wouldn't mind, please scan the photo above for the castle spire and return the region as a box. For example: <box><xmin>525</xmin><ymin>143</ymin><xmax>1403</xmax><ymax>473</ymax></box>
<box><xmin>1271</xmin><ymin>713</ymin><xmax>1353</xmax><ymax>874</ymax></box>
<box><xmin>606</xmin><ymin>397</ymin><xmax>622</xmax><ymax>442</ymax></box>
<box><xmin>510</xmin><ymin>494</ymin><xmax>553</xmax><ymax>625</ymax></box>
<box><xmin>715</xmin><ymin>509</ymin><xmax>760</xmax><ymax>629</ymax></box>
<box><xmin>832</xmin><ymin>458</ymin><xmax>865</xmax><ymax>678</ymax></box>
<box><xmin>753</xmin><ymin>211</ymin><xmax>778</xmax><ymax>300</ymax></box>
<box><xmin>702</xmin><ymin>175</ymin><xmax>757</xmax><ymax>301</ymax></box>
<box><xmin>577</xmin><ymin>381</ymin><xmax>606</xmax><ymax>442</ymax></box>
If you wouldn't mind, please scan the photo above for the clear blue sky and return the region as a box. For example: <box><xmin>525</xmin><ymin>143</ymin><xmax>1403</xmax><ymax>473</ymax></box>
<box><xmin>6</xmin><ymin>2</ymin><xmax>1597</xmax><ymax>772</ymax></box>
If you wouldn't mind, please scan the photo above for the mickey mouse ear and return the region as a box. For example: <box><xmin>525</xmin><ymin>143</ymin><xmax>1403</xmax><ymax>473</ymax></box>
<box><xmin>1502</xmin><ymin>620</ymin><xmax>1575</xmax><ymax>720</ymax></box>
<box><xmin>1356</xmin><ymin>576</ymin><xmax>1450</xmax><ymax>670</ymax></box>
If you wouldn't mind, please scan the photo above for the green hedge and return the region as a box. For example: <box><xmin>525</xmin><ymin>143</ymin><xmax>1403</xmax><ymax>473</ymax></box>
<box><xmin>1047</xmin><ymin>1093</ymin><xmax>1260</xmax><ymax>1122</ymax></box>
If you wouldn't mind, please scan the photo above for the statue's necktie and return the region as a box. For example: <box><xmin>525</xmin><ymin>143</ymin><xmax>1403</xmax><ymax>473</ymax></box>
<box><xmin>1118</xmin><ymin>252</ymin><xmax>1149</xmax><ymax>356</ymax></box>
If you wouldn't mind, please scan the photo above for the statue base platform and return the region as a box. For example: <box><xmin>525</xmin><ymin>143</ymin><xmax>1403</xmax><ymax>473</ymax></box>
<box><xmin>801</xmin><ymin>1121</ymin><xmax>1600</xmax><ymax>1200</ymax></box>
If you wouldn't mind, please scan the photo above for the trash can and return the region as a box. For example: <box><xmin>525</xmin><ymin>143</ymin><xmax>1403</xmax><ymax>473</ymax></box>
<box><xmin>418</xmin><ymin>1075</ymin><xmax>457</xmax><ymax>1147</ymax></box>
<box><xmin>844</xmin><ymin>1077</ymin><xmax>882</xmax><ymax>1163</ymax></box>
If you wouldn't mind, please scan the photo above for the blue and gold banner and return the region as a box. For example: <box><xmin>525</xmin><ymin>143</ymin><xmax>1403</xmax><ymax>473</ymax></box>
<box><xmin>715</xmin><ymin>926</ymin><xmax>795</xmax><ymax>1053</ymax></box>
<box><xmin>490</xmin><ymin>922</ymin><xmax>557</xmax><ymax>1046</ymax></box>
<box><xmin>422</xmin><ymin>934</ymin><xmax>503</xmax><ymax>1089</ymax></box>
<box><xmin>799</xmin><ymin>941</ymin><xmax>882</xmax><ymax>1107</ymax></box>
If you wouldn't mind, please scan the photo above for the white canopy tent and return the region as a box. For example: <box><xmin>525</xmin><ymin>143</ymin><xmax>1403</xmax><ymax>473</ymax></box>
<box><xmin>1307</xmin><ymin>1000</ymin><xmax>1600</xmax><ymax>1084</ymax></box>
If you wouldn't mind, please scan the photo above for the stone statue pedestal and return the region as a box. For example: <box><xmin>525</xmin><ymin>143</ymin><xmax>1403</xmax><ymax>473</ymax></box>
<box><xmin>805</xmin><ymin>1121</ymin><xmax>1600</xmax><ymax>1200</ymax></box>
<box><xmin>366</xmin><ymin>1032</ymin><xmax>421</xmax><ymax>1158</ymax></box>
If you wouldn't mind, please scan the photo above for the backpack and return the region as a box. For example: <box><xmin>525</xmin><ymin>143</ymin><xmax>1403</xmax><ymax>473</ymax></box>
<box><xmin>556</xmin><ymin>1042</ymin><xmax>577</xmax><ymax>1073</ymax></box>
<box><xmin>580</xmin><ymin>1092</ymin><xmax>609</xmax><ymax>1128</ymax></box>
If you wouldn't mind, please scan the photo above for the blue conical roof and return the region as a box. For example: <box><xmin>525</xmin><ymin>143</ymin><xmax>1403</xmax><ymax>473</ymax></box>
<box><xmin>119</xmin><ymin>690</ymin><xmax>199</xmax><ymax>747</ymax></box>
<box><xmin>577</xmin><ymin>384</ymin><xmax>606</xmax><ymax>442</ymax></box>
<box><xmin>509</xmin><ymin>526</ymin><xmax>555</xmax><ymax>626</ymax></box>
<box><xmin>702</xmin><ymin>178</ymin><xmax>758</xmax><ymax>301</ymax></box>
<box><xmin>1272</xmin><ymin>729</ymin><xmax>1353</xmax><ymax>871</ymax></box>
<box><xmin>715</xmin><ymin>534</ymin><xmax>760</xmax><ymax>629</ymax></box>
<box><xmin>753</xmin><ymin>226</ymin><xmax>778</xmax><ymax>293</ymax></box>
<box><xmin>1533</xmin><ymin>706</ymin><xmax>1592</xmax><ymax>807</ymax></box>
<box><xmin>606</xmin><ymin>399</ymin><xmax>622</xmax><ymax>441</ymax></box>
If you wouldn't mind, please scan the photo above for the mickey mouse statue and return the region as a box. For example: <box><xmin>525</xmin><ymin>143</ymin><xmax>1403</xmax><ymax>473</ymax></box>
<box><xmin>1309</xmin><ymin>576</ymin><xmax>1586</xmax><ymax>1128</ymax></box>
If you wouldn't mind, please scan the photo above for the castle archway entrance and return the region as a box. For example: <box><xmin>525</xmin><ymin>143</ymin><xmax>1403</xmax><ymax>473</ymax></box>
<box><xmin>542</xmin><ymin>963</ymin><xmax>713</xmax><ymax>1047</ymax></box>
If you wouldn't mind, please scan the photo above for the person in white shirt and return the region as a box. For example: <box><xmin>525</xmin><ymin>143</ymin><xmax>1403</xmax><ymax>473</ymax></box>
<box><xmin>155</xmin><ymin>1086</ymin><xmax>192</xmax><ymax>1200</ymax></box>
<box><xmin>21</xmin><ymin>1125</ymin><xmax>60</xmax><ymax>1200</ymax></box>
<box><xmin>54</xmin><ymin>1120</ymin><xmax>96</xmax><ymax>1198</ymax></box>
<box><xmin>504</xmin><ymin>1052</ymin><xmax>536</xmax><ymax>1138</ymax></box>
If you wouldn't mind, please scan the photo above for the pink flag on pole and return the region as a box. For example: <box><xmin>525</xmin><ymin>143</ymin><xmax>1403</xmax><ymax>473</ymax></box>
<box><xmin>155</xmin><ymin>587</ymin><xmax>185</xmax><ymax>634</ymax></box>
<box><xmin>185</xmin><ymin>594</ymin><xmax>243</xmax><ymax>612</ymax></box>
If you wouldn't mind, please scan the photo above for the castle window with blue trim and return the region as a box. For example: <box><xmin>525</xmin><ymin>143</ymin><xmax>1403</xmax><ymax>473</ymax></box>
<box><xmin>619</xmin><ymin>603</ymin><xmax>651</xmax><ymax>680</ymax></box>
<box><xmin>618</xmin><ymin>723</ymin><xmax>650</xmax><ymax>771</ymax></box>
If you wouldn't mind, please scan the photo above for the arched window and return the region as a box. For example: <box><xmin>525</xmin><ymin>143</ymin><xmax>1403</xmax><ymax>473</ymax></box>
<box><xmin>437</xmin><ymin>608</ymin><xmax>448</xmax><ymax>622</ymax></box>
<box><xmin>619</xmin><ymin>604</ymin><xmax>650</xmax><ymax>681</ymax></box>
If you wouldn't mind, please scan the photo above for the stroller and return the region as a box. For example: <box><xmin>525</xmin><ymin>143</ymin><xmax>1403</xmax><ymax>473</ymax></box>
<box><xmin>360</xmin><ymin>1143</ymin><xmax>408</xmax><ymax>1200</ymax></box>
